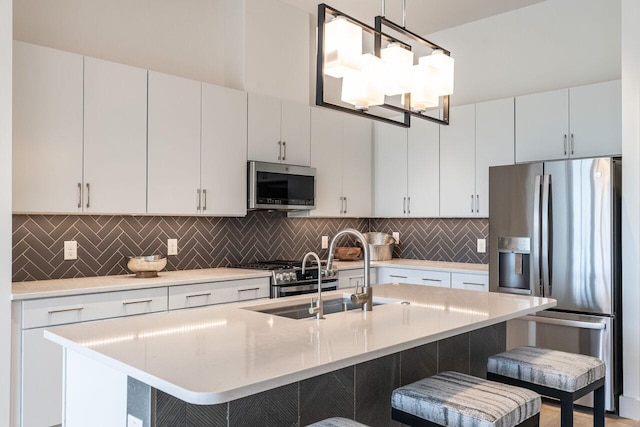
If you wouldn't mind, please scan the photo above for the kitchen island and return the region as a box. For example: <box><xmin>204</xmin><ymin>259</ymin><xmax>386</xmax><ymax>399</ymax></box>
<box><xmin>45</xmin><ymin>283</ymin><xmax>555</xmax><ymax>427</ymax></box>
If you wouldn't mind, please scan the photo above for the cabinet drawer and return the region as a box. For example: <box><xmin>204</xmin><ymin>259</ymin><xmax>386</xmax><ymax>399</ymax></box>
<box><xmin>451</xmin><ymin>272</ymin><xmax>488</xmax><ymax>292</ymax></box>
<box><xmin>169</xmin><ymin>277</ymin><xmax>269</xmax><ymax>310</ymax></box>
<box><xmin>22</xmin><ymin>287</ymin><xmax>168</xmax><ymax>329</ymax></box>
<box><xmin>379</xmin><ymin>267</ymin><xmax>451</xmax><ymax>287</ymax></box>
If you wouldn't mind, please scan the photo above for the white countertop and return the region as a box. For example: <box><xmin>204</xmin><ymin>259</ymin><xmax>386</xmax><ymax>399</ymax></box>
<box><xmin>45</xmin><ymin>283</ymin><xmax>554</xmax><ymax>405</ymax></box>
<box><xmin>12</xmin><ymin>260</ymin><xmax>487</xmax><ymax>300</ymax></box>
<box><xmin>11</xmin><ymin>268</ymin><xmax>271</xmax><ymax>300</ymax></box>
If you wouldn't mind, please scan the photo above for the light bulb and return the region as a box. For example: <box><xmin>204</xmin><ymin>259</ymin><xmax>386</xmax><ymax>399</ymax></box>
<box><xmin>418</xmin><ymin>49</ymin><xmax>454</xmax><ymax>96</ymax></box>
<box><xmin>324</xmin><ymin>16</ymin><xmax>362</xmax><ymax>78</ymax></box>
<box><xmin>341</xmin><ymin>53</ymin><xmax>385</xmax><ymax>111</ymax></box>
<box><xmin>380</xmin><ymin>42</ymin><xmax>413</xmax><ymax>96</ymax></box>
<box><xmin>410</xmin><ymin>64</ymin><xmax>439</xmax><ymax>112</ymax></box>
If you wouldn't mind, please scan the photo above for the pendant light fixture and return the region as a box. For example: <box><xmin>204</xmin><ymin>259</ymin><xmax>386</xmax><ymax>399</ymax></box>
<box><xmin>316</xmin><ymin>2</ymin><xmax>454</xmax><ymax>127</ymax></box>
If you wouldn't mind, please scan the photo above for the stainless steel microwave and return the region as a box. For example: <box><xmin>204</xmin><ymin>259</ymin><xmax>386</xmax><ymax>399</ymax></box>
<box><xmin>247</xmin><ymin>161</ymin><xmax>316</xmax><ymax>211</ymax></box>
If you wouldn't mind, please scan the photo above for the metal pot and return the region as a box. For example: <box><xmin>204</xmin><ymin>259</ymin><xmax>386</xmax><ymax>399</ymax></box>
<box><xmin>362</xmin><ymin>232</ymin><xmax>396</xmax><ymax>261</ymax></box>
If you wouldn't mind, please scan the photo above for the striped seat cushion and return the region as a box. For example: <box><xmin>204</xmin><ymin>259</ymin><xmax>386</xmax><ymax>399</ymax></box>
<box><xmin>487</xmin><ymin>346</ymin><xmax>605</xmax><ymax>392</ymax></box>
<box><xmin>305</xmin><ymin>417</ymin><xmax>369</xmax><ymax>427</ymax></box>
<box><xmin>391</xmin><ymin>371</ymin><xmax>540</xmax><ymax>427</ymax></box>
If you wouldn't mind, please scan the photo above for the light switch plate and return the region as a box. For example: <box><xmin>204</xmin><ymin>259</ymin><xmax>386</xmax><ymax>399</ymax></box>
<box><xmin>321</xmin><ymin>236</ymin><xmax>329</xmax><ymax>249</ymax></box>
<box><xmin>392</xmin><ymin>232</ymin><xmax>400</xmax><ymax>244</ymax></box>
<box><xmin>477</xmin><ymin>238</ymin><xmax>487</xmax><ymax>253</ymax></box>
<box><xmin>64</xmin><ymin>241</ymin><xmax>77</xmax><ymax>260</ymax></box>
<box><xmin>167</xmin><ymin>238</ymin><xmax>178</xmax><ymax>256</ymax></box>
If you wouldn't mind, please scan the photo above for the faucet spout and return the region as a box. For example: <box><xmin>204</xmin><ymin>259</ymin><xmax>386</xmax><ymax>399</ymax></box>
<box><xmin>302</xmin><ymin>251</ymin><xmax>324</xmax><ymax>320</ymax></box>
<box><xmin>326</xmin><ymin>228</ymin><xmax>373</xmax><ymax>311</ymax></box>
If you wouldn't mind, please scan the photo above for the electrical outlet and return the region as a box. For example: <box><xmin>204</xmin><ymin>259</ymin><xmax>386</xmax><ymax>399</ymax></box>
<box><xmin>64</xmin><ymin>241</ymin><xmax>77</xmax><ymax>260</ymax></box>
<box><xmin>321</xmin><ymin>236</ymin><xmax>329</xmax><ymax>249</ymax></box>
<box><xmin>127</xmin><ymin>414</ymin><xmax>143</xmax><ymax>427</ymax></box>
<box><xmin>392</xmin><ymin>232</ymin><xmax>400</xmax><ymax>244</ymax></box>
<box><xmin>167</xmin><ymin>238</ymin><xmax>178</xmax><ymax>256</ymax></box>
<box><xmin>477</xmin><ymin>238</ymin><xmax>487</xmax><ymax>253</ymax></box>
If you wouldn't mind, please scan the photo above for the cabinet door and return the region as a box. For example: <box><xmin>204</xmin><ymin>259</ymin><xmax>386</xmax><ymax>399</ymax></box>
<box><xmin>22</xmin><ymin>328</ymin><xmax>63</xmax><ymax>427</ymax></box>
<box><xmin>342</xmin><ymin>114</ymin><xmax>372</xmax><ymax>217</ymax></box>
<box><xmin>281</xmin><ymin>99</ymin><xmax>311</xmax><ymax>166</ymax></box>
<box><xmin>407</xmin><ymin>119</ymin><xmax>440</xmax><ymax>217</ymax></box>
<box><xmin>515</xmin><ymin>89</ymin><xmax>569</xmax><ymax>163</ymax></box>
<box><xmin>83</xmin><ymin>57</ymin><xmax>148</xmax><ymax>214</ymax></box>
<box><xmin>310</xmin><ymin>108</ymin><xmax>344</xmax><ymax>216</ymax></box>
<box><xmin>247</xmin><ymin>93</ymin><xmax>282</xmax><ymax>163</ymax></box>
<box><xmin>148</xmin><ymin>71</ymin><xmax>202</xmax><ymax>215</ymax></box>
<box><xmin>569</xmin><ymin>80</ymin><xmax>621</xmax><ymax>158</ymax></box>
<box><xmin>374</xmin><ymin>123</ymin><xmax>408</xmax><ymax>217</ymax></box>
<box><xmin>475</xmin><ymin>98</ymin><xmax>515</xmax><ymax>217</ymax></box>
<box><xmin>440</xmin><ymin>104</ymin><xmax>476</xmax><ymax>217</ymax></box>
<box><xmin>12</xmin><ymin>41</ymin><xmax>83</xmax><ymax>213</ymax></box>
<box><xmin>201</xmin><ymin>83</ymin><xmax>247</xmax><ymax>216</ymax></box>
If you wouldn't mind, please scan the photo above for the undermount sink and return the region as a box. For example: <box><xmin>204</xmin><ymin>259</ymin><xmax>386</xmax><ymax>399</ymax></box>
<box><xmin>246</xmin><ymin>296</ymin><xmax>387</xmax><ymax>320</ymax></box>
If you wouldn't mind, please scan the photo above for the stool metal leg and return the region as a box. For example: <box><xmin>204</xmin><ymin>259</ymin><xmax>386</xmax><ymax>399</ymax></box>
<box><xmin>593</xmin><ymin>385</ymin><xmax>605</xmax><ymax>427</ymax></box>
<box><xmin>560</xmin><ymin>396</ymin><xmax>573</xmax><ymax>427</ymax></box>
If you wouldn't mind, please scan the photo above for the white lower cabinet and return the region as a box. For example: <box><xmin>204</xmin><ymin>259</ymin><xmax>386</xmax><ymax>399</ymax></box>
<box><xmin>338</xmin><ymin>268</ymin><xmax>368</xmax><ymax>289</ymax></box>
<box><xmin>19</xmin><ymin>287</ymin><xmax>168</xmax><ymax>427</ymax></box>
<box><xmin>451</xmin><ymin>272</ymin><xmax>489</xmax><ymax>292</ymax></box>
<box><xmin>377</xmin><ymin>267</ymin><xmax>451</xmax><ymax>288</ymax></box>
<box><xmin>168</xmin><ymin>278</ymin><xmax>269</xmax><ymax>310</ymax></box>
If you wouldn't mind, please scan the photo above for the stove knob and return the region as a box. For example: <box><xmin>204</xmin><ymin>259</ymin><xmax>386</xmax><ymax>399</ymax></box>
<box><xmin>287</xmin><ymin>272</ymin><xmax>297</xmax><ymax>281</ymax></box>
<box><xmin>275</xmin><ymin>273</ymin><xmax>284</xmax><ymax>282</ymax></box>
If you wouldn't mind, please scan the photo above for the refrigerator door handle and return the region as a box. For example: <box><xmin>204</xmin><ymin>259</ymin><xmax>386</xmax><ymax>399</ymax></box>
<box><xmin>519</xmin><ymin>315</ymin><xmax>606</xmax><ymax>330</ymax></box>
<box><xmin>532</xmin><ymin>175</ymin><xmax>542</xmax><ymax>296</ymax></box>
<box><xmin>541</xmin><ymin>174</ymin><xmax>551</xmax><ymax>296</ymax></box>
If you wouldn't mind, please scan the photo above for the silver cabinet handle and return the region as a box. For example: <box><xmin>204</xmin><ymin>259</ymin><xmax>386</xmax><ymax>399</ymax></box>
<box><xmin>238</xmin><ymin>287</ymin><xmax>261</xmax><ymax>293</ymax></box>
<box><xmin>390</xmin><ymin>275</ymin><xmax>408</xmax><ymax>279</ymax></box>
<box><xmin>344</xmin><ymin>196</ymin><xmax>347</xmax><ymax>214</ymax></box>
<box><xmin>186</xmin><ymin>292</ymin><xmax>212</xmax><ymax>299</ymax></box>
<box><xmin>471</xmin><ymin>194</ymin><xmax>474</xmax><ymax>213</ymax></box>
<box><xmin>403</xmin><ymin>197</ymin><xmax>407</xmax><ymax>214</ymax></box>
<box><xmin>282</xmin><ymin>141</ymin><xmax>286</xmax><ymax>161</ymax></box>
<box><xmin>563</xmin><ymin>134</ymin><xmax>568</xmax><ymax>155</ymax></box>
<box><xmin>202</xmin><ymin>189</ymin><xmax>207</xmax><ymax>211</ymax></box>
<box><xmin>339</xmin><ymin>197</ymin><xmax>345</xmax><ymax>214</ymax></box>
<box><xmin>77</xmin><ymin>183</ymin><xmax>82</xmax><ymax>208</ymax></box>
<box><xmin>277</xmin><ymin>141</ymin><xmax>282</xmax><ymax>160</ymax></box>
<box><xmin>462</xmin><ymin>281</ymin><xmax>485</xmax><ymax>286</ymax></box>
<box><xmin>48</xmin><ymin>306</ymin><xmax>84</xmax><ymax>315</ymax></box>
<box><xmin>422</xmin><ymin>278</ymin><xmax>442</xmax><ymax>282</ymax></box>
<box><xmin>197</xmin><ymin>189</ymin><xmax>201</xmax><ymax>211</ymax></box>
<box><xmin>122</xmin><ymin>298</ymin><xmax>153</xmax><ymax>306</ymax></box>
<box><xmin>85</xmin><ymin>183</ymin><xmax>90</xmax><ymax>209</ymax></box>
<box><xmin>532</xmin><ymin>175</ymin><xmax>542</xmax><ymax>296</ymax></box>
<box><xmin>570</xmin><ymin>133</ymin><xmax>574</xmax><ymax>155</ymax></box>
<box><xmin>407</xmin><ymin>197</ymin><xmax>411</xmax><ymax>215</ymax></box>
<box><xmin>476</xmin><ymin>194</ymin><xmax>480</xmax><ymax>213</ymax></box>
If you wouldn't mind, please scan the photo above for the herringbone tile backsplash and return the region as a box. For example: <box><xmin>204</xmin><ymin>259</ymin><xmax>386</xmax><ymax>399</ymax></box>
<box><xmin>12</xmin><ymin>213</ymin><xmax>488</xmax><ymax>282</ymax></box>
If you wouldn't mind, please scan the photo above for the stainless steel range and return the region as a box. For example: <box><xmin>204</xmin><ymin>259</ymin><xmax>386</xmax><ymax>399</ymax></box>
<box><xmin>230</xmin><ymin>260</ymin><xmax>338</xmax><ymax>298</ymax></box>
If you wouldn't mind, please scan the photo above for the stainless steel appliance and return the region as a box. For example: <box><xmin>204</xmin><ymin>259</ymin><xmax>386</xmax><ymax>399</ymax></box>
<box><xmin>230</xmin><ymin>260</ymin><xmax>338</xmax><ymax>298</ymax></box>
<box><xmin>489</xmin><ymin>157</ymin><xmax>622</xmax><ymax>412</ymax></box>
<box><xmin>247</xmin><ymin>161</ymin><xmax>316</xmax><ymax>211</ymax></box>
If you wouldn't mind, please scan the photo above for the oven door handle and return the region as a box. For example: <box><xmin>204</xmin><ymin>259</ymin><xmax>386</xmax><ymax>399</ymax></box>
<box><xmin>518</xmin><ymin>315</ymin><xmax>606</xmax><ymax>330</ymax></box>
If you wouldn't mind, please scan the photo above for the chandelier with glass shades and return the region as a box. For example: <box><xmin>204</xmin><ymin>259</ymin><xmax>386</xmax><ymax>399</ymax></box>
<box><xmin>316</xmin><ymin>2</ymin><xmax>454</xmax><ymax>127</ymax></box>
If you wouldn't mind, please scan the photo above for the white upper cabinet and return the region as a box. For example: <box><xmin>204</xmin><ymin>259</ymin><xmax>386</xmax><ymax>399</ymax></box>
<box><xmin>475</xmin><ymin>98</ymin><xmax>515</xmax><ymax>217</ymax></box>
<box><xmin>407</xmin><ymin>119</ymin><xmax>440</xmax><ymax>217</ymax></box>
<box><xmin>440</xmin><ymin>104</ymin><xmax>476</xmax><ymax>217</ymax></box>
<box><xmin>83</xmin><ymin>57</ymin><xmax>148</xmax><ymax>214</ymax></box>
<box><xmin>147</xmin><ymin>71</ymin><xmax>202</xmax><ymax>215</ymax></box>
<box><xmin>374</xmin><ymin>122</ymin><xmax>408</xmax><ymax>217</ymax></box>
<box><xmin>569</xmin><ymin>80</ymin><xmax>621</xmax><ymax>158</ymax></box>
<box><xmin>201</xmin><ymin>83</ymin><xmax>248</xmax><ymax>216</ymax></box>
<box><xmin>13</xmin><ymin>41</ymin><xmax>84</xmax><ymax>213</ymax></box>
<box><xmin>515</xmin><ymin>80</ymin><xmax>621</xmax><ymax>163</ymax></box>
<box><xmin>247</xmin><ymin>93</ymin><xmax>310</xmax><ymax>166</ymax></box>
<box><xmin>307</xmin><ymin>108</ymin><xmax>371</xmax><ymax>217</ymax></box>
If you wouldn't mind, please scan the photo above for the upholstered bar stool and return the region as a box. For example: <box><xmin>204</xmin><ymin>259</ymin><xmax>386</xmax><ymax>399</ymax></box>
<box><xmin>306</xmin><ymin>418</ymin><xmax>369</xmax><ymax>427</ymax></box>
<box><xmin>391</xmin><ymin>371</ymin><xmax>541</xmax><ymax>427</ymax></box>
<box><xmin>487</xmin><ymin>346</ymin><xmax>605</xmax><ymax>427</ymax></box>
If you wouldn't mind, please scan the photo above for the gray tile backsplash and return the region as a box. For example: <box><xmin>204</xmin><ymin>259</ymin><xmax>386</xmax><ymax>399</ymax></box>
<box><xmin>12</xmin><ymin>213</ymin><xmax>488</xmax><ymax>282</ymax></box>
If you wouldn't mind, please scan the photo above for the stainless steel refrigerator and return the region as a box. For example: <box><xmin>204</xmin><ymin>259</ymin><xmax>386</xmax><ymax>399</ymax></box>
<box><xmin>489</xmin><ymin>157</ymin><xmax>622</xmax><ymax>412</ymax></box>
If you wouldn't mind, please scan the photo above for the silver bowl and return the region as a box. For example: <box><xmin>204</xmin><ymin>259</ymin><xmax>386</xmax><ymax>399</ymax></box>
<box><xmin>126</xmin><ymin>255</ymin><xmax>167</xmax><ymax>278</ymax></box>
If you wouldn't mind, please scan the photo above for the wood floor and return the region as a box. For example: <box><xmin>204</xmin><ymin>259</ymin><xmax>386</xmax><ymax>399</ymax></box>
<box><xmin>541</xmin><ymin>402</ymin><xmax>640</xmax><ymax>426</ymax></box>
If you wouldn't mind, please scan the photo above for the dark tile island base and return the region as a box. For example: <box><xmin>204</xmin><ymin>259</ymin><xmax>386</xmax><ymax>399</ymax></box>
<box><xmin>150</xmin><ymin>323</ymin><xmax>506</xmax><ymax>427</ymax></box>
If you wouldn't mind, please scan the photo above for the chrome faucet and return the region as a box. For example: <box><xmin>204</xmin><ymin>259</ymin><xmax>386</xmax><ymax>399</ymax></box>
<box><xmin>326</xmin><ymin>228</ymin><xmax>373</xmax><ymax>311</ymax></box>
<box><xmin>302</xmin><ymin>251</ymin><xmax>324</xmax><ymax>320</ymax></box>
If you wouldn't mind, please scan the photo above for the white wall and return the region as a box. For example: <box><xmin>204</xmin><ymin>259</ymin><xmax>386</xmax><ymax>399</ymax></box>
<box><xmin>426</xmin><ymin>0</ymin><xmax>621</xmax><ymax>106</ymax></box>
<box><xmin>1</xmin><ymin>0</ymin><xmax>12</xmax><ymax>424</ymax></box>
<box><xmin>620</xmin><ymin>0</ymin><xmax>640</xmax><ymax>420</ymax></box>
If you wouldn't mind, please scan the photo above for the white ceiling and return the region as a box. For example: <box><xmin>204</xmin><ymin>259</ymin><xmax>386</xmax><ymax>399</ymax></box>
<box><xmin>279</xmin><ymin>0</ymin><xmax>546</xmax><ymax>35</ymax></box>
